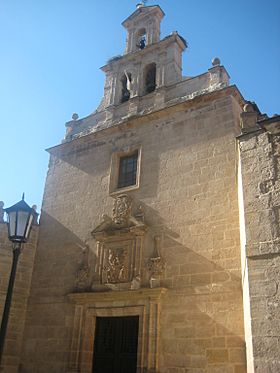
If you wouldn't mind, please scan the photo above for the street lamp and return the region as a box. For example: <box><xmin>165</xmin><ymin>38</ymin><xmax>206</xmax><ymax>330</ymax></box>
<box><xmin>0</xmin><ymin>195</ymin><xmax>36</xmax><ymax>365</ymax></box>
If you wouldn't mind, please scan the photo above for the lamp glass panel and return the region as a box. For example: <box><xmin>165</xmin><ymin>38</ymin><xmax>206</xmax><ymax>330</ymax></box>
<box><xmin>8</xmin><ymin>211</ymin><xmax>16</xmax><ymax>237</ymax></box>
<box><xmin>16</xmin><ymin>211</ymin><xmax>30</xmax><ymax>238</ymax></box>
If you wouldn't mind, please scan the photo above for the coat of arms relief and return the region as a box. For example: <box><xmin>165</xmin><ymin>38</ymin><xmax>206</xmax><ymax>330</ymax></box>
<box><xmin>75</xmin><ymin>194</ymin><xmax>166</xmax><ymax>292</ymax></box>
<box><xmin>75</xmin><ymin>194</ymin><xmax>159</xmax><ymax>291</ymax></box>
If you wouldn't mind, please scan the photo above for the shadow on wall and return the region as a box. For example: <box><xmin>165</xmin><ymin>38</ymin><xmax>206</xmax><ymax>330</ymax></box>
<box><xmin>31</xmin><ymin>196</ymin><xmax>243</xmax><ymax>309</ymax></box>
<box><xmin>20</xmin><ymin>199</ymin><xmax>246</xmax><ymax>372</ymax></box>
<box><xmin>19</xmin><ymin>211</ymin><xmax>87</xmax><ymax>373</ymax></box>
<box><xmin>160</xmin><ymin>303</ymin><xmax>246</xmax><ymax>371</ymax></box>
<box><xmin>27</xmin><ymin>210</ymin><xmax>89</xmax><ymax>298</ymax></box>
<box><xmin>134</xmin><ymin>200</ymin><xmax>246</xmax><ymax>371</ymax></box>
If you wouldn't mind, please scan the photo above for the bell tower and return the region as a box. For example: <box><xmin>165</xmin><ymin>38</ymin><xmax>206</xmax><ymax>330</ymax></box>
<box><xmin>122</xmin><ymin>4</ymin><xmax>165</xmax><ymax>54</ymax></box>
<box><xmin>98</xmin><ymin>4</ymin><xmax>187</xmax><ymax>112</ymax></box>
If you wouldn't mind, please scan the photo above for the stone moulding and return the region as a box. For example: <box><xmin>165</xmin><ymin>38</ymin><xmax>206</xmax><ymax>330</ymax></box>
<box><xmin>67</xmin><ymin>287</ymin><xmax>167</xmax><ymax>373</ymax></box>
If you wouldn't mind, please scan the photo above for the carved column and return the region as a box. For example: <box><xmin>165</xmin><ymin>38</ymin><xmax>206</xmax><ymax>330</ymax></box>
<box><xmin>147</xmin><ymin>300</ymin><xmax>161</xmax><ymax>372</ymax></box>
<box><xmin>67</xmin><ymin>305</ymin><xmax>84</xmax><ymax>372</ymax></box>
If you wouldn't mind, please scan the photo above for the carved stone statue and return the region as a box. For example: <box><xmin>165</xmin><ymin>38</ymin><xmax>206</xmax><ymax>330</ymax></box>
<box><xmin>32</xmin><ymin>205</ymin><xmax>39</xmax><ymax>225</ymax></box>
<box><xmin>104</xmin><ymin>248</ymin><xmax>128</xmax><ymax>283</ymax></box>
<box><xmin>75</xmin><ymin>244</ymin><xmax>90</xmax><ymax>291</ymax></box>
<box><xmin>147</xmin><ymin>236</ymin><xmax>166</xmax><ymax>288</ymax></box>
<box><xmin>135</xmin><ymin>204</ymin><xmax>145</xmax><ymax>222</ymax></box>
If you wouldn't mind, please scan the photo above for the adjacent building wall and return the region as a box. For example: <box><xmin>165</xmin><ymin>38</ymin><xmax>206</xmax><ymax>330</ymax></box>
<box><xmin>239</xmin><ymin>130</ymin><xmax>280</xmax><ymax>372</ymax></box>
<box><xmin>0</xmin><ymin>208</ymin><xmax>38</xmax><ymax>373</ymax></box>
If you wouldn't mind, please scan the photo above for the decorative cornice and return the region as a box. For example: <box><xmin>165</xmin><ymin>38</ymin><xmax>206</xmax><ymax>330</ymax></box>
<box><xmin>47</xmin><ymin>85</ymin><xmax>245</xmax><ymax>157</ymax></box>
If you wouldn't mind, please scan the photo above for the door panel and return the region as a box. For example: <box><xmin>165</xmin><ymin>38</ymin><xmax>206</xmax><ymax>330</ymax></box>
<box><xmin>92</xmin><ymin>316</ymin><xmax>139</xmax><ymax>373</ymax></box>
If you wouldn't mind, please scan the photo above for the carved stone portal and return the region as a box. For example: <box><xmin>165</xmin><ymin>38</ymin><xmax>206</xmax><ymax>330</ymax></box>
<box><xmin>67</xmin><ymin>288</ymin><xmax>167</xmax><ymax>373</ymax></box>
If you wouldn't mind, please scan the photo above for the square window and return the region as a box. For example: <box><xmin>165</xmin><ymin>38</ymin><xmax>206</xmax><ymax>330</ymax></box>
<box><xmin>109</xmin><ymin>147</ymin><xmax>141</xmax><ymax>195</ymax></box>
<box><xmin>117</xmin><ymin>151</ymin><xmax>138</xmax><ymax>188</ymax></box>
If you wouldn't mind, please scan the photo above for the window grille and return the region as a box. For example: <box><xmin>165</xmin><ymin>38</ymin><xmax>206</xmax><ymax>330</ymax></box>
<box><xmin>118</xmin><ymin>151</ymin><xmax>138</xmax><ymax>188</ymax></box>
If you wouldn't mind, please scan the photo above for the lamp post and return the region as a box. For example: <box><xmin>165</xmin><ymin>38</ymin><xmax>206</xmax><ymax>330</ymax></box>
<box><xmin>0</xmin><ymin>195</ymin><xmax>36</xmax><ymax>365</ymax></box>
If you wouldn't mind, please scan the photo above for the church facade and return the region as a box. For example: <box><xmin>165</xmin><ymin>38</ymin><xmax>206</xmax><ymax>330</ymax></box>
<box><xmin>0</xmin><ymin>4</ymin><xmax>279</xmax><ymax>373</ymax></box>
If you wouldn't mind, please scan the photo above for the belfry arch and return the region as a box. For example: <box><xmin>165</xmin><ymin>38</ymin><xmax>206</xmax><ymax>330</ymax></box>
<box><xmin>143</xmin><ymin>63</ymin><xmax>156</xmax><ymax>94</ymax></box>
<box><xmin>120</xmin><ymin>72</ymin><xmax>132</xmax><ymax>103</ymax></box>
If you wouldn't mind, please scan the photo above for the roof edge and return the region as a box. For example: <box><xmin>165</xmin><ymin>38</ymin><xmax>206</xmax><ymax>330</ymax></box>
<box><xmin>47</xmin><ymin>85</ymin><xmax>244</xmax><ymax>155</ymax></box>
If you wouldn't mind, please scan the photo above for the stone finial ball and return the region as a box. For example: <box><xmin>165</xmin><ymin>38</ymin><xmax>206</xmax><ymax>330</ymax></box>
<box><xmin>72</xmin><ymin>113</ymin><xmax>79</xmax><ymax>121</ymax></box>
<box><xmin>243</xmin><ymin>103</ymin><xmax>254</xmax><ymax>112</ymax></box>
<box><xmin>0</xmin><ymin>201</ymin><xmax>4</xmax><ymax>208</ymax></box>
<box><xmin>212</xmin><ymin>57</ymin><xmax>221</xmax><ymax>66</ymax></box>
<box><xmin>32</xmin><ymin>205</ymin><xmax>37</xmax><ymax>211</ymax></box>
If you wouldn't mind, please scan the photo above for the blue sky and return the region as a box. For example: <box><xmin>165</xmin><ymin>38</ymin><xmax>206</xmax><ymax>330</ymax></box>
<box><xmin>0</xmin><ymin>0</ymin><xmax>279</xmax><ymax>210</ymax></box>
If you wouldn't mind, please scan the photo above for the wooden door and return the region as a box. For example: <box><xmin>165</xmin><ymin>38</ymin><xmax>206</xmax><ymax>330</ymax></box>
<box><xmin>92</xmin><ymin>316</ymin><xmax>139</xmax><ymax>373</ymax></box>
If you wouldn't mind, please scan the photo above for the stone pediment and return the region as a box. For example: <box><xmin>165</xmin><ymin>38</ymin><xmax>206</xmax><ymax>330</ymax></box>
<box><xmin>122</xmin><ymin>5</ymin><xmax>165</xmax><ymax>28</ymax></box>
<box><xmin>91</xmin><ymin>194</ymin><xmax>147</xmax><ymax>239</ymax></box>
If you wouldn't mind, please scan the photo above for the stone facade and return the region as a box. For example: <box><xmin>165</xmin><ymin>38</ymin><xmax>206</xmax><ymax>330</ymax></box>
<box><xmin>19</xmin><ymin>86</ymin><xmax>247</xmax><ymax>372</ymax></box>
<box><xmin>0</xmin><ymin>4</ymin><xmax>279</xmax><ymax>373</ymax></box>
